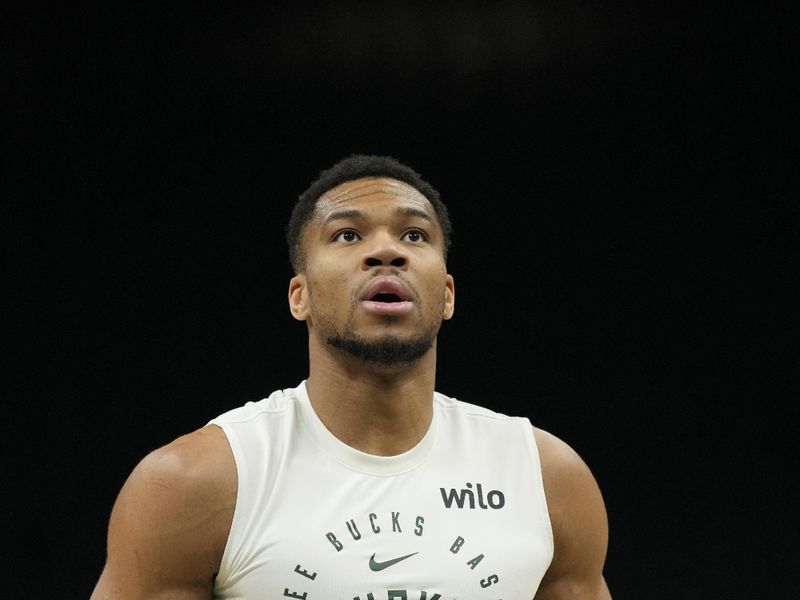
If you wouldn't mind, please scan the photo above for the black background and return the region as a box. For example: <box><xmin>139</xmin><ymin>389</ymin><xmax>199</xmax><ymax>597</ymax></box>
<box><xmin>6</xmin><ymin>2</ymin><xmax>796</xmax><ymax>598</ymax></box>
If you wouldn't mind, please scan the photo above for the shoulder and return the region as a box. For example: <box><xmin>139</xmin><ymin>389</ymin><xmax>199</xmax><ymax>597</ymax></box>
<box><xmin>122</xmin><ymin>424</ymin><xmax>236</xmax><ymax>543</ymax></box>
<box><xmin>532</xmin><ymin>425</ymin><xmax>608</xmax><ymax>539</ymax></box>
<box><xmin>533</xmin><ymin>426</ymin><xmax>601</xmax><ymax>491</ymax></box>
<box><xmin>138</xmin><ymin>423</ymin><xmax>234</xmax><ymax>476</ymax></box>
<box><xmin>92</xmin><ymin>425</ymin><xmax>236</xmax><ymax>598</ymax></box>
<box><xmin>130</xmin><ymin>424</ymin><xmax>236</xmax><ymax>510</ymax></box>
<box><xmin>434</xmin><ymin>392</ymin><xmax>520</xmax><ymax>423</ymax></box>
<box><xmin>532</xmin><ymin>426</ymin><xmax>611</xmax><ymax>599</ymax></box>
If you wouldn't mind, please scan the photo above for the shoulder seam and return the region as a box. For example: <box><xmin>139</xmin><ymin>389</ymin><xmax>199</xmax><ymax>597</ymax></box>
<box><xmin>435</xmin><ymin>395</ymin><xmax>519</xmax><ymax>421</ymax></box>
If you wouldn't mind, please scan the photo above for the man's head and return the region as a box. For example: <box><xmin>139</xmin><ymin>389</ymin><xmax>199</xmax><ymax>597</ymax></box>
<box><xmin>286</xmin><ymin>155</ymin><xmax>455</xmax><ymax>368</ymax></box>
<box><xmin>287</xmin><ymin>154</ymin><xmax>452</xmax><ymax>274</ymax></box>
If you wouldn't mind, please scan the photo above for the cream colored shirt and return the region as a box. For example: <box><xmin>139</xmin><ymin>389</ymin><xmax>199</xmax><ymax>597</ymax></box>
<box><xmin>209</xmin><ymin>381</ymin><xmax>553</xmax><ymax>600</ymax></box>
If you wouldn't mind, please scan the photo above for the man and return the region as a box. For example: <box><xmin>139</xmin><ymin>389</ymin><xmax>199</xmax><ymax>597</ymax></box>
<box><xmin>91</xmin><ymin>154</ymin><xmax>611</xmax><ymax>599</ymax></box>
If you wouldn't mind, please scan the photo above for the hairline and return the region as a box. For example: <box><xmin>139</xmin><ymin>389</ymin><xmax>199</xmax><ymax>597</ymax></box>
<box><xmin>287</xmin><ymin>155</ymin><xmax>452</xmax><ymax>273</ymax></box>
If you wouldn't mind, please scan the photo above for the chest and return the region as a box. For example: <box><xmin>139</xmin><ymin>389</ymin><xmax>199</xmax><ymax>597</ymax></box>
<box><xmin>215</xmin><ymin>435</ymin><xmax>552</xmax><ymax>600</ymax></box>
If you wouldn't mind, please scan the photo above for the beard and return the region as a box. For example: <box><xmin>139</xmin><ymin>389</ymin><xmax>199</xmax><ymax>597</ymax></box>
<box><xmin>312</xmin><ymin>278</ymin><xmax>445</xmax><ymax>367</ymax></box>
<box><xmin>326</xmin><ymin>331</ymin><xmax>436</xmax><ymax>366</ymax></box>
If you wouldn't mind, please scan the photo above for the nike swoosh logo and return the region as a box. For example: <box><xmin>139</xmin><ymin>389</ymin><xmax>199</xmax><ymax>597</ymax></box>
<box><xmin>368</xmin><ymin>551</ymin><xmax>419</xmax><ymax>571</ymax></box>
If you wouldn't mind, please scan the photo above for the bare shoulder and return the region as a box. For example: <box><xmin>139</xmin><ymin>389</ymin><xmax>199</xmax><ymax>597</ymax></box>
<box><xmin>135</xmin><ymin>424</ymin><xmax>236</xmax><ymax>495</ymax></box>
<box><xmin>91</xmin><ymin>425</ymin><xmax>237</xmax><ymax>599</ymax></box>
<box><xmin>532</xmin><ymin>426</ymin><xmax>602</xmax><ymax>497</ymax></box>
<box><xmin>120</xmin><ymin>424</ymin><xmax>237</xmax><ymax>531</ymax></box>
<box><xmin>532</xmin><ymin>426</ymin><xmax>611</xmax><ymax>599</ymax></box>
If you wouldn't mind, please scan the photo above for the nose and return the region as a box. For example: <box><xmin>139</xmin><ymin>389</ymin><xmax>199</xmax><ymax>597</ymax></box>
<box><xmin>362</xmin><ymin>232</ymin><xmax>408</xmax><ymax>270</ymax></box>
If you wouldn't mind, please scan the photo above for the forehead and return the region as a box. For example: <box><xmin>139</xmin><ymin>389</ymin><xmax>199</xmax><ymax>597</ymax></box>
<box><xmin>312</xmin><ymin>177</ymin><xmax>435</xmax><ymax>223</ymax></box>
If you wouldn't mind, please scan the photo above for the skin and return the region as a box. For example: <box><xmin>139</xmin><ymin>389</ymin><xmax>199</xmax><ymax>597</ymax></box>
<box><xmin>91</xmin><ymin>177</ymin><xmax>611</xmax><ymax>599</ymax></box>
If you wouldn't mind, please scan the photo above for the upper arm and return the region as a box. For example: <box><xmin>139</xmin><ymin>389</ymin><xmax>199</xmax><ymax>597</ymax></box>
<box><xmin>533</xmin><ymin>427</ymin><xmax>611</xmax><ymax>600</ymax></box>
<box><xmin>91</xmin><ymin>425</ymin><xmax>237</xmax><ymax>600</ymax></box>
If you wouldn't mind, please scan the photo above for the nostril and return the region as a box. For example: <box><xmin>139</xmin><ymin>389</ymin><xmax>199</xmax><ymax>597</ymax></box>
<box><xmin>364</xmin><ymin>256</ymin><xmax>406</xmax><ymax>268</ymax></box>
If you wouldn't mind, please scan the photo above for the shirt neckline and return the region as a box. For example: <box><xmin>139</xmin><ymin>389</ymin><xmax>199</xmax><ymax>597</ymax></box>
<box><xmin>294</xmin><ymin>379</ymin><xmax>438</xmax><ymax>476</ymax></box>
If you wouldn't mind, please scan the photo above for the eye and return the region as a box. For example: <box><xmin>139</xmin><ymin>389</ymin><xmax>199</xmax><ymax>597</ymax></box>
<box><xmin>403</xmin><ymin>229</ymin><xmax>428</xmax><ymax>243</ymax></box>
<box><xmin>333</xmin><ymin>229</ymin><xmax>360</xmax><ymax>243</ymax></box>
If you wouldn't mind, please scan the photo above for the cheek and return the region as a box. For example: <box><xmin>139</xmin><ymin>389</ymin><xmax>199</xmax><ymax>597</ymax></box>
<box><xmin>307</xmin><ymin>269</ymin><xmax>351</xmax><ymax>306</ymax></box>
<box><xmin>421</xmin><ymin>272</ymin><xmax>449</xmax><ymax>306</ymax></box>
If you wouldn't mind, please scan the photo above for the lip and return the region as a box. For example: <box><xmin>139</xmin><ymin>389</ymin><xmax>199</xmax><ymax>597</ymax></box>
<box><xmin>360</xmin><ymin>299</ymin><xmax>415</xmax><ymax>315</ymax></box>
<box><xmin>360</xmin><ymin>276</ymin><xmax>414</xmax><ymax>302</ymax></box>
<box><xmin>359</xmin><ymin>276</ymin><xmax>415</xmax><ymax>316</ymax></box>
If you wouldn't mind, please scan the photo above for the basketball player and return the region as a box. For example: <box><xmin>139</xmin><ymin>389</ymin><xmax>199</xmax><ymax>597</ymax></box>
<box><xmin>91</xmin><ymin>154</ymin><xmax>612</xmax><ymax>599</ymax></box>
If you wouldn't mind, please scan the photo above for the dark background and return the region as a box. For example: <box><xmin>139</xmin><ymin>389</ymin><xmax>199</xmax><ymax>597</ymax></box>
<box><xmin>6</xmin><ymin>2</ymin><xmax>796</xmax><ymax>598</ymax></box>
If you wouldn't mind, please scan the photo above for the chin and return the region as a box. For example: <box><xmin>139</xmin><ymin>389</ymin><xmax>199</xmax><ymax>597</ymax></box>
<box><xmin>327</xmin><ymin>333</ymin><xmax>435</xmax><ymax>367</ymax></box>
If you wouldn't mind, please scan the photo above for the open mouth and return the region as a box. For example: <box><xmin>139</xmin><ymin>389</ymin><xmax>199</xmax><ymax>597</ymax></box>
<box><xmin>371</xmin><ymin>292</ymin><xmax>403</xmax><ymax>303</ymax></box>
<box><xmin>359</xmin><ymin>277</ymin><xmax>414</xmax><ymax>316</ymax></box>
<box><xmin>360</xmin><ymin>278</ymin><xmax>414</xmax><ymax>315</ymax></box>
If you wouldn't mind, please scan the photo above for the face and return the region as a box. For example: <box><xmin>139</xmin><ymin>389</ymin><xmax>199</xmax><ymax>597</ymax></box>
<box><xmin>288</xmin><ymin>177</ymin><xmax>455</xmax><ymax>366</ymax></box>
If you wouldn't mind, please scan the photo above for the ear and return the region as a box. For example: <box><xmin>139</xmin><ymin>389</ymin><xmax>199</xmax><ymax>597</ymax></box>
<box><xmin>288</xmin><ymin>274</ymin><xmax>310</xmax><ymax>321</ymax></box>
<box><xmin>442</xmin><ymin>274</ymin><xmax>455</xmax><ymax>320</ymax></box>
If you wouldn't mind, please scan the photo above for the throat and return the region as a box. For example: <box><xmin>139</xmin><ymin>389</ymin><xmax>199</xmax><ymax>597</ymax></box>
<box><xmin>332</xmin><ymin>409</ymin><xmax>433</xmax><ymax>456</ymax></box>
<box><xmin>305</xmin><ymin>375</ymin><xmax>434</xmax><ymax>456</ymax></box>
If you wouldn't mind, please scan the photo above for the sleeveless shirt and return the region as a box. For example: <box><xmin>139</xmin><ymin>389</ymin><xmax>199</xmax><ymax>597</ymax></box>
<box><xmin>208</xmin><ymin>381</ymin><xmax>553</xmax><ymax>600</ymax></box>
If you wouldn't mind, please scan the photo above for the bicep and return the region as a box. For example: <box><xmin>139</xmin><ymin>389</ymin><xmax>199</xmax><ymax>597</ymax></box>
<box><xmin>91</xmin><ymin>430</ymin><xmax>235</xmax><ymax>599</ymax></box>
<box><xmin>534</xmin><ymin>427</ymin><xmax>611</xmax><ymax>600</ymax></box>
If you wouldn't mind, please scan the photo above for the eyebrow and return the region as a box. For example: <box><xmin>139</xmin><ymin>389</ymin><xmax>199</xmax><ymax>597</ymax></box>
<box><xmin>324</xmin><ymin>206</ymin><xmax>433</xmax><ymax>224</ymax></box>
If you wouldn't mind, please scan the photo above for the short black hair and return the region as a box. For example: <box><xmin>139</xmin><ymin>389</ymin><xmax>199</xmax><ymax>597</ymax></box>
<box><xmin>286</xmin><ymin>154</ymin><xmax>452</xmax><ymax>273</ymax></box>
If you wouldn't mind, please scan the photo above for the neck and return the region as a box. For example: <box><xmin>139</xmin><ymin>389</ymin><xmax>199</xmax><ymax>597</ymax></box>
<box><xmin>305</xmin><ymin>339</ymin><xmax>438</xmax><ymax>456</ymax></box>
